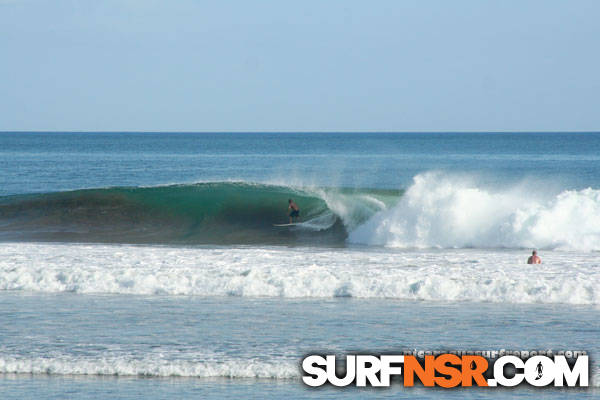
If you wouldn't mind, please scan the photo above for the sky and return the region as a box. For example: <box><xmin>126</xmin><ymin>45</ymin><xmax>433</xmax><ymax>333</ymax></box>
<box><xmin>1</xmin><ymin>0</ymin><xmax>599</xmax><ymax>132</ymax></box>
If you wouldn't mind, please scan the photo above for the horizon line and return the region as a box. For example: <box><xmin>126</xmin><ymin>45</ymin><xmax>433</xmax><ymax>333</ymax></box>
<box><xmin>1</xmin><ymin>130</ymin><xmax>600</xmax><ymax>134</ymax></box>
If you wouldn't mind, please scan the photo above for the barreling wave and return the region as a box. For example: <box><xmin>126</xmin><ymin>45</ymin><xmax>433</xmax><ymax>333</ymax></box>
<box><xmin>2</xmin><ymin>173</ymin><xmax>600</xmax><ymax>250</ymax></box>
<box><xmin>0</xmin><ymin>182</ymin><xmax>398</xmax><ymax>246</ymax></box>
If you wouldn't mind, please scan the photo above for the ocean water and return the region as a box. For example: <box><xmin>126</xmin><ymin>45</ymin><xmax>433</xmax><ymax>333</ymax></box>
<box><xmin>0</xmin><ymin>132</ymin><xmax>599</xmax><ymax>398</ymax></box>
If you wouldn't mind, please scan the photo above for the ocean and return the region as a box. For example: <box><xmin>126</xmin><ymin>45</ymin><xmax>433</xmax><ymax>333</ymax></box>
<box><xmin>0</xmin><ymin>132</ymin><xmax>598</xmax><ymax>399</ymax></box>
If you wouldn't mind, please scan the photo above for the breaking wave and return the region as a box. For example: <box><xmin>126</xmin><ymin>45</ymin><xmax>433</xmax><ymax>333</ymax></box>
<box><xmin>0</xmin><ymin>182</ymin><xmax>397</xmax><ymax>246</ymax></box>
<box><xmin>0</xmin><ymin>355</ymin><xmax>297</xmax><ymax>379</ymax></box>
<box><xmin>0</xmin><ymin>355</ymin><xmax>598</xmax><ymax>387</ymax></box>
<box><xmin>1</xmin><ymin>174</ymin><xmax>599</xmax><ymax>250</ymax></box>
<box><xmin>350</xmin><ymin>172</ymin><xmax>600</xmax><ymax>252</ymax></box>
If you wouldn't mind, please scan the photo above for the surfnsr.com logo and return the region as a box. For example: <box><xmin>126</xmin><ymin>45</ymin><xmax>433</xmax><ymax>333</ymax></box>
<box><xmin>302</xmin><ymin>353</ymin><xmax>589</xmax><ymax>387</ymax></box>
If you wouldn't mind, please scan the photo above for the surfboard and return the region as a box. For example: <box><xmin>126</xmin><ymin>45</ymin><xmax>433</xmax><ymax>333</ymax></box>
<box><xmin>273</xmin><ymin>223</ymin><xmax>300</xmax><ymax>227</ymax></box>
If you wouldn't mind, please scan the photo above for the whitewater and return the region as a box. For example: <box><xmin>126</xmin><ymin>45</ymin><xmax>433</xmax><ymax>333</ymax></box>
<box><xmin>0</xmin><ymin>242</ymin><xmax>597</xmax><ymax>304</ymax></box>
<box><xmin>349</xmin><ymin>172</ymin><xmax>600</xmax><ymax>251</ymax></box>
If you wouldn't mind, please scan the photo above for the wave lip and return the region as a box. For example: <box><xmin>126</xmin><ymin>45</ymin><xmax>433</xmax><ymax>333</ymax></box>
<box><xmin>349</xmin><ymin>172</ymin><xmax>600</xmax><ymax>251</ymax></box>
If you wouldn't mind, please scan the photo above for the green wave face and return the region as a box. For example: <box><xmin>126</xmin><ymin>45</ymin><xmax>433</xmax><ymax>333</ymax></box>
<box><xmin>0</xmin><ymin>182</ymin><xmax>402</xmax><ymax>246</ymax></box>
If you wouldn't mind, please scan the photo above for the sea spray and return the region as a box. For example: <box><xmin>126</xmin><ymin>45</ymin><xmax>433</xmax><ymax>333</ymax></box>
<box><xmin>349</xmin><ymin>172</ymin><xmax>600</xmax><ymax>251</ymax></box>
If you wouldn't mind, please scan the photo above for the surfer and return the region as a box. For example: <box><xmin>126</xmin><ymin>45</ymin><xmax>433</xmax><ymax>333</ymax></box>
<box><xmin>535</xmin><ymin>361</ymin><xmax>543</xmax><ymax>380</ymax></box>
<box><xmin>288</xmin><ymin>199</ymin><xmax>299</xmax><ymax>223</ymax></box>
<box><xmin>527</xmin><ymin>250</ymin><xmax>542</xmax><ymax>264</ymax></box>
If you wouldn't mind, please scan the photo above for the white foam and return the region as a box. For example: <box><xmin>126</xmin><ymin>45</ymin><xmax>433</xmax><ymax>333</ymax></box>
<box><xmin>349</xmin><ymin>172</ymin><xmax>600</xmax><ymax>251</ymax></box>
<box><xmin>0</xmin><ymin>355</ymin><xmax>297</xmax><ymax>378</ymax></box>
<box><xmin>0</xmin><ymin>354</ymin><xmax>598</xmax><ymax>387</ymax></box>
<box><xmin>311</xmin><ymin>188</ymin><xmax>389</xmax><ymax>230</ymax></box>
<box><xmin>0</xmin><ymin>243</ymin><xmax>598</xmax><ymax>305</ymax></box>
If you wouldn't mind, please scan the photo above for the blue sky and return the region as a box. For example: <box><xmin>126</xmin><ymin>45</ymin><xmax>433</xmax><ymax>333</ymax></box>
<box><xmin>1</xmin><ymin>0</ymin><xmax>598</xmax><ymax>131</ymax></box>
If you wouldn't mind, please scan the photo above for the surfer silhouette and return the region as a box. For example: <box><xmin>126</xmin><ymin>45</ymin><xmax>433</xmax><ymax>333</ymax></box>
<box><xmin>288</xmin><ymin>199</ymin><xmax>299</xmax><ymax>223</ymax></box>
<box><xmin>535</xmin><ymin>361</ymin><xmax>543</xmax><ymax>380</ymax></box>
<box><xmin>527</xmin><ymin>250</ymin><xmax>542</xmax><ymax>264</ymax></box>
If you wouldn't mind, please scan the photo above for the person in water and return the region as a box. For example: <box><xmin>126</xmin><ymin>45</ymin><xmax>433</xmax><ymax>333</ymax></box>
<box><xmin>288</xmin><ymin>198</ymin><xmax>299</xmax><ymax>223</ymax></box>
<box><xmin>527</xmin><ymin>250</ymin><xmax>542</xmax><ymax>264</ymax></box>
